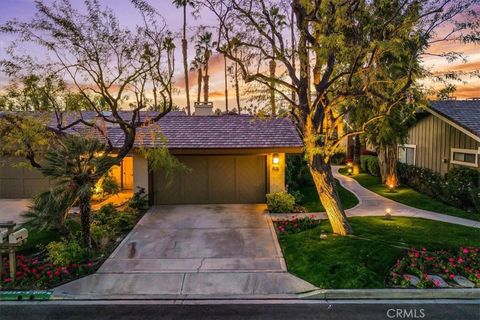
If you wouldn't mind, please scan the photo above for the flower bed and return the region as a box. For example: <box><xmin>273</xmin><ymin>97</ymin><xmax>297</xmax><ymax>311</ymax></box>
<box><xmin>275</xmin><ymin>215</ymin><xmax>320</xmax><ymax>234</ymax></box>
<box><xmin>388</xmin><ymin>247</ymin><xmax>480</xmax><ymax>288</ymax></box>
<box><xmin>1</xmin><ymin>255</ymin><xmax>95</xmax><ymax>289</ymax></box>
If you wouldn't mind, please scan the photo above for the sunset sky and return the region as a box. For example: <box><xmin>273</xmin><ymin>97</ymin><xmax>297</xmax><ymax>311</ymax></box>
<box><xmin>0</xmin><ymin>0</ymin><xmax>479</xmax><ymax>110</ymax></box>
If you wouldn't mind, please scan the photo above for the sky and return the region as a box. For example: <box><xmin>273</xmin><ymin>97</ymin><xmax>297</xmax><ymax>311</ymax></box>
<box><xmin>0</xmin><ymin>0</ymin><xmax>479</xmax><ymax>111</ymax></box>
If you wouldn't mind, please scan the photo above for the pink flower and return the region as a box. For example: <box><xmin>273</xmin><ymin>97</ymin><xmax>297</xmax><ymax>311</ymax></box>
<box><xmin>4</xmin><ymin>278</ymin><xmax>12</xmax><ymax>283</ymax></box>
<box><xmin>463</xmin><ymin>248</ymin><xmax>469</xmax><ymax>254</ymax></box>
<box><xmin>87</xmin><ymin>261</ymin><xmax>93</xmax><ymax>268</ymax></box>
<box><xmin>414</xmin><ymin>252</ymin><xmax>420</xmax><ymax>258</ymax></box>
<box><xmin>433</xmin><ymin>279</ymin><xmax>441</xmax><ymax>287</ymax></box>
<box><xmin>449</xmin><ymin>274</ymin><xmax>455</xmax><ymax>280</ymax></box>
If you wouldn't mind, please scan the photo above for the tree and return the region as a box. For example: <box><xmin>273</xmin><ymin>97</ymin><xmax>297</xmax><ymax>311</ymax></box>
<box><xmin>190</xmin><ymin>55</ymin><xmax>203</xmax><ymax>103</ymax></box>
<box><xmin>224</xmin><ymin>52</ymin><xmax>229</xmax><ymax>112</ymax></box>
<box><xmin>195</xmin><ymin>30</ymin><xmax>217</xmax><ymax>102</ymax></box>
<box><xmin>172</xmin><ymin>0</ymin><xmax>197</xmax><ymax>115</ymax></box>
<box><xmin>0</xmin><ymin>0</ymin><xmax>176</xmax><ymax>247</ymax></box>
<box><xmin>203</xmin><ymin>0</ymin><xmax>478</xmax><ymax>235</ymax></box>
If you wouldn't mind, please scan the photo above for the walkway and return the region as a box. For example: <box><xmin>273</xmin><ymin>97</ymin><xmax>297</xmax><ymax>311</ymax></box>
<box><xmin>272</xmin><ymin>166</ymin><xmax>480</xmax><ymax>229</ymax></box>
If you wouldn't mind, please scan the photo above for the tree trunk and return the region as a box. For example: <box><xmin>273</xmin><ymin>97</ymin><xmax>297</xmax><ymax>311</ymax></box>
<box><xmin>182</xmin><ymin>5</ymin><xmax>191</xmax><ymax>115</ymax></box>
<box><xmin>353</xmin><ymin>135</ymin><xmax>361</xmax><ymax>175</ymax></box>
<box><xmin>269</xmin><ymin>59</ymin><xmax>276</xmax><ymax>116</ymax></box>
<box><xmin>234</xmin><ymin>48</ymin><xmax>241</xmax><ymax>113</ymax></box>
<box><xmin>224</xmin><ymin>54</ymin><xmax>229</xmax><ymax>112</ymax></box>
<box><xmin>197</xmin><ymin>68</ymin><xmax>202</xmax><ymax>103</ymax></box>
<box><xmin>79</xmin><ymin>192</ymin><xmax>92</xmax><ymax>248</ymax></box>
<box><xmin>377</xmin><ymin>144</ymin><xmax>399</xmax><ymax>186</ymax></box>
<box><xmin>309</xmin><ymin>155</ymin><xmax>353</xmax><ymax>235</ymax></box>
<box><xmin>203</xmin><ymin>60</ymin><xmax>209</xmax><ymax>103</ymax></box>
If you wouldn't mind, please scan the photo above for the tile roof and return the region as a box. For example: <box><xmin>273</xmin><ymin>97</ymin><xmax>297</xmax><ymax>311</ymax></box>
<box><xmin>52</xmin><ymin>111</ymin><xmax>303</xmax><ymax>149</ymax></box>
<box><xmin>428</xmin><ymin>100</ymin><xmax>480</xmax><ymax>139</ymax></box>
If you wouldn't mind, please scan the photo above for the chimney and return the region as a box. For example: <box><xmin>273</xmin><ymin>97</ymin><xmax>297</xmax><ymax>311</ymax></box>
<box><xmin>194</xmin><ymin>102</ymin><xmax>214</xmax><ymax>116</ymax></box>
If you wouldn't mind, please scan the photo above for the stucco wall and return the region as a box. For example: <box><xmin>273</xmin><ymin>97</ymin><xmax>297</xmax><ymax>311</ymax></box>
<box><xmin>133</xmin><ymin>154</ymin><xmax>149</xmax><ymax>195</ymax></box>
<box><xmin>267</xmin><ymin>153</ymin><xmax>286</xmax><ymax>193</ymax></box>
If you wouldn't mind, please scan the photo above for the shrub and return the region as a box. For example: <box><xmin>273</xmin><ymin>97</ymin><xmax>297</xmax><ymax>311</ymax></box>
<box><xmin>397</xmin><ymin>163</ymin><xmax>444</xmax><ymax>198</ymax></box>
<box><xmin>94</xmin><ymin>203</ymin><xmax>118</xmax><ymax>225</ymax></box>
<box><xmin>128</xmin><ymin>187</ymin><xmax>149</xmax><ymax>211</ymax></box>
<box><xmin>360</xmin><ymin>155</ymin><xmax>380</xmax><ymax>176</ymax></box>
<box><xmin>91</xmin><ymin>222</ymin><xmax>115</xmax><ymax>250</ymax></box>
<box><xmin>101</xmin><ymin>174</ymin><xmax>120</xmax><ymax>195</ymax></box>
<box><xmin>470</xmin><ymin>188</ymin><xmax>480</xmax><ymax>213</ymax></box>
<box><xmin>113</xmin><ymin>211</ymin><xmax>136</xmax><ymax>232</ymax></box>
<box><xmin>443</xmin><ymin>167</ymin><xmax>479</xmax><ymax>209</ymax></box>
<box><xmin>289</xmin><ymin>189</ymin><xmax>304</xmax><ymax>204</ymax></box>
<box><xmin>286</xmin><ymin>155</ymin><xmax>313</xmax><ymax>190</ymax></box>
<box><xmin>46</xmin><ymin>241</ymin><xmax>87</xmax><ymax>266</ymax></box>
<box><xmin>266</xmin><ymin>191</ymin><xmax>296</xmax><ymax>213</ymax></box>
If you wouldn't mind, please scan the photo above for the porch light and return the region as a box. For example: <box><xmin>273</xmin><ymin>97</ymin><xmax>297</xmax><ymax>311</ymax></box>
<box><xmin>384</xmin><ymin>208</ymin><xmax>392</xmax><ymax>220</ymax></box>
<box><xmin>272</xmin><ymin>154</ymin><xmax>280</xmax><ymax>165</ymax></box>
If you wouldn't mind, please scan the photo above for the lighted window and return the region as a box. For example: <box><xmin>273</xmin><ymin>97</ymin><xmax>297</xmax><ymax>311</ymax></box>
<box><xmin>398</xmin><ymin>145</ymin><xmax>416</xmax><ymax>165</ymax></box>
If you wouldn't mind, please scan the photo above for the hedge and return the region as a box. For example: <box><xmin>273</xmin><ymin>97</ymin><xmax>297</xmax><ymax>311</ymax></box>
<box><xmin>397</xmin><ymin>163</ymin><xmax>480</xmax><ymax>212</ymax></box>
<box><xmin>360</xmin><ymin>155</ymin><xmax>380</xmax><ymax>176</ymax></box>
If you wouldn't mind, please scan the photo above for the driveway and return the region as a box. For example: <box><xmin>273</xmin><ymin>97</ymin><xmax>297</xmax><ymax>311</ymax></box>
<box><xmin>0</xmin><ymin>199</ymin><xmax>30</xmax><ymax>224</ymax></box>
<box><xmin>55</xmin><ymin>204</ymin><xmax>317</xmax><ymax>298</ymax></box>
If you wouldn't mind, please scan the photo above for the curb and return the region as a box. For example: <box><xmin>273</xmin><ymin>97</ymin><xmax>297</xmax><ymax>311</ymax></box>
<box><xmin>299</xmin><ymin>288</ymin><xmax>480</xmax><ymax>300</ymax></box>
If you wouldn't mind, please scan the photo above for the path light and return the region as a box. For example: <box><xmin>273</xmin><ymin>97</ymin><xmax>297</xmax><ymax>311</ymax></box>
<box><xmin>387</xmin><ymin>183</ymin><xmax>397</xmax><ymax>193</ymax></box>
<box><xmin>348</xmin><ymin>167</ymin><xmax>353</xmax><ymax>175</ymax></box>
<box><xmin>384</xmin><ymin>208</ymin><xmax>392</xmax><ymax>220</ymax></box>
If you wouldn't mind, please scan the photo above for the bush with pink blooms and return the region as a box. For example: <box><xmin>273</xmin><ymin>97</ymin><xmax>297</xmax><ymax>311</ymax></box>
<box><xmin>1</xmin><ymin>255</ymin><xmax>95</xmax><ymax>289</ymax></box>
<box><xmin>275</xmin><ymin>216</ymin><xmax>320</xmax><ymax>234</ymax></box>
<box><xmin>388</xmin><ymin>247</ymin><xmax>480</xmax><ymax>288</ymax></box>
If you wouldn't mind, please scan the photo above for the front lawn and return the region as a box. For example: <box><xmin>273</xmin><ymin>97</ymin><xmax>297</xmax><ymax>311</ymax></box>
<box><xmin>278</xmin><ymin>217</ymin><xmax>480</xmax><ymax>288</ymax></box>
<box><xmin>339</xmin><ymin>168</ymin><xmax>480</xmax><ymax>221</ymax></box>
<box><xmin>299</xmin><ymin>180</ymin><xmax>359</xmax><ymax>212</ymax></box>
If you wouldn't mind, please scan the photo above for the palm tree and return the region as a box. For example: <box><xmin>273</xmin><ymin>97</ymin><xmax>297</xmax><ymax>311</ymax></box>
<box><xmin>190</xmin><ymin>56</ymin><xmax>203</xmax><ymax>103</ymax></box>
<box><xmin>195</xmin><ymin>31</ymin><xmax>217</xmax><ymax>103</ymax></box>
<box><xmin>172</xmin><ymin>0</ymin><xmax>196</xmax><ymax>115</ymax></box>
<box><xmin>40</xmin><ymin>135</ymin><xmax>117</xmax><ymax>248</ymax></box>
<box><xmin>224</xmin><ymin>53</ymin><xmax>229</xmax><ymax>112</ymax></box>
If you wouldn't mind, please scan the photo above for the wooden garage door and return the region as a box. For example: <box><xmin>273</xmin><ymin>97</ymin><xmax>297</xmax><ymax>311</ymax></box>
<box><xmin>0</xmin><ymin>158</ymin><xmax>50</xmax><ymax>199</ymax></box>
<box><xmin>153</xmin><ymin>155</ymin><xmax>266</xmax><ymax>204</ymax></box>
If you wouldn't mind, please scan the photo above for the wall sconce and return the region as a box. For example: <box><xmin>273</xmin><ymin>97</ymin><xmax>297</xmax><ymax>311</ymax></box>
<box><xmin>272</xmin><ymin>154</ymin><xmax>280</xmax><ymax>165</ymax></box>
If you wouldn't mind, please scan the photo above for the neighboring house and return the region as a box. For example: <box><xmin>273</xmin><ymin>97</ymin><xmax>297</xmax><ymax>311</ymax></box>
<box><xmin>0</xmin><ymin>107</ymin><xmax>303</xmax><ymax>204</ymax></box>
<box><xmin>399</xmin><ymin>100</ymin><xmax>480</xmax><ymax>176</ymax></box>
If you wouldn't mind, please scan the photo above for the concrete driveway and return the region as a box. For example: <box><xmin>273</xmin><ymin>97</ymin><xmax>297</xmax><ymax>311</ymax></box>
<box><xmin>0</xmin><ymin>199</ymin><xmax>30</xmax><ymax>224</ymax></box>
<box><xmin>55</xmin><ymin>204</ymin><xmax>317</xmax><ymax>298</ymax></box>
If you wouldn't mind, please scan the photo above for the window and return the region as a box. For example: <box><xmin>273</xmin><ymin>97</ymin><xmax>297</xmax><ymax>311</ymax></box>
<box><xmin>450</xmin><ymin>148</ymin><xmax>479</xmax><ymax>167</ymax></box>
<box><xmin>398</xmin><ymin>144</ymin><xmax>416</xmax><ymax>165</ymax></box>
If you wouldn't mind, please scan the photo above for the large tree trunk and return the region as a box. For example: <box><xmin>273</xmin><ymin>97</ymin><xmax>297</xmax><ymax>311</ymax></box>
<box><xmin>304</xmin><ymin>120</ymin><xmax>352</xmax><ymax>235</ymax></box>
<box><xmin>79</xmin><ymin>192</ymin><xmax>92</xmax><ymax>248</ymax></box>
<box><xmin>197</xmin><ymin>68</ymin><xmax>202</xmax><ymax>103</ymax></box>
<box><xmin>377</xmin><ymin>144</ymin><xmax>399</xmax><ymax>186</ymax></box>
<box><xmin>309</xmin><ymin>155</ymin><xmax>352</xmax><ymax>235</ymax></box>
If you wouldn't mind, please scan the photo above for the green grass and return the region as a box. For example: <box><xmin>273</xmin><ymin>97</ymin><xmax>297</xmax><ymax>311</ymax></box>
<box><xmin>339</xmin><ymin>168</ymin><xmax>480</xmax><ymax>221</ymax></box>
<box><xmin>278</xmin><ymin>217</ymin><xmax>480</xmax><ymax>289</ymax></box>
<box><xmin>299</xmin><ymin>180</ymin><xmax>359</xmax><ymax>212</ymax></box>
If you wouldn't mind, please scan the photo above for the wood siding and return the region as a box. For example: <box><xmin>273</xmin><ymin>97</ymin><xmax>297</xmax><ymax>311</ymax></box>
<box><xmin>406</xmin><ymin>114</ymin><xmax>480</xmax><ymax>176</ymax></box>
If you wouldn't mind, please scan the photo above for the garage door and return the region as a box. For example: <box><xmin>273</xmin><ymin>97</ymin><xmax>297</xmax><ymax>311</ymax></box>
<box><xmin>0</xmin><ymin>158</ymin><xmax>50</xmax><ymax>199</ymax></box>
<box><xmin>153</xmin><ymin>155</ymin><xmax>266</xmax><ymax>204</ymax></box>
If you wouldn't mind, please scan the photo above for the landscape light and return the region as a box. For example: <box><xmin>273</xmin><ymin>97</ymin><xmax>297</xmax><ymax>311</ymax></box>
<box><xmin>348</xmin><ymin>168</ymin><xmax>353</xmax><ymax>175</ymax></box>
<box><xmin>384</xmin><ymin>208</ymin><xmax>392</xmax><ymax>220</ymax></box>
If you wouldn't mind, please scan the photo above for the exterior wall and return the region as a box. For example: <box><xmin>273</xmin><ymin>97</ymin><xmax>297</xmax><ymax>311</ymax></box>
<box><xmin>405</xmin><ymin>114</ymin><xmax>480</xmax><ymax>176</ymax></box>
<box><xmin>267</xmin><ymin>153</ymin><xmax>286</xmax><ymax>193</ymax></box>
<box><xmin>133</xmin><ymin>154</ymin><xmax>149</xmax><ymax>194</ymax></box>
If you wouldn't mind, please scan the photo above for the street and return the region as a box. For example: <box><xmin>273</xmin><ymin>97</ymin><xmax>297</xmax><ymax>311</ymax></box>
<box><xmin>1</xmin><ymin>300</ymin><xmax>479</xmax><ymax>320</ymax></box>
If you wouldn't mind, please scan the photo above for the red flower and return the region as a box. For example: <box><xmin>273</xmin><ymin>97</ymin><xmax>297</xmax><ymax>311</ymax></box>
<box><xmin>463</xmin><ymin>248</ymin><xmax>469</xmax><ymax>254</ymax></box>
<box><xmin>87</xmin><ymin>261</ymin><xmax>93</xmax><ymax>268</ymax></box>
<box><xmin>54</xmin><ymin>270</ymin><xmax>61</xmax><ymax>277</ymax></box>
<box><xmin>3</xmin><ymin>278</ymin><xmax>12</xmax><ymax>283</ymax></box>
<box><xmin>449</xmin><ymin>274</ymin><xmax>455</xmax><ymax>280</ymax></box>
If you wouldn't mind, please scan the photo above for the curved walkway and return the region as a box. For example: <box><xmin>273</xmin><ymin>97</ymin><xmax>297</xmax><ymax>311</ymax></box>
<box><xmin>272</xmin><ymin>166</ymin><xmax>480</xmax><ymax>229</ymax></box>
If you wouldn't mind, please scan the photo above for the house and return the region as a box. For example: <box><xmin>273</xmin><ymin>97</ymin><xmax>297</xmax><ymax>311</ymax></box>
<box><xmin>0</xmin><ymin>108</ymin><xmax>304</xmax><ymax>204</ymax></box>
<box><xmin>399</xmin><ymin>100</ymin><xmax>480</xmax><ymax>175</ymax></box>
